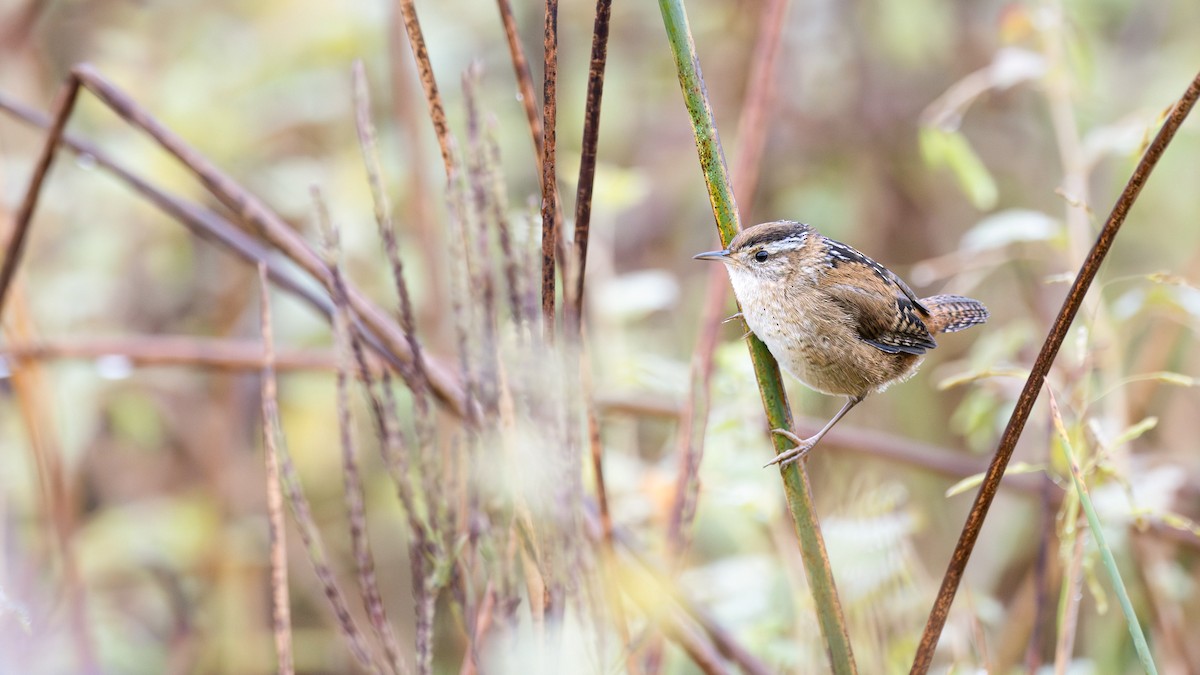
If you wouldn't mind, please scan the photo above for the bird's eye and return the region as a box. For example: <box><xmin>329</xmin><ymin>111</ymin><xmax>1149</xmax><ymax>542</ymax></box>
<box><xmin>754</xmin><ymin>250</ymin><xmax>769</xmax><ymax>263</ymax></box>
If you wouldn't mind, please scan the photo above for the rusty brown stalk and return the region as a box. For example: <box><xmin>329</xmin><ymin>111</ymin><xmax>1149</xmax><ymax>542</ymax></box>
<box><xmin>569</xmin><ymin>0</ymin><xmax>614</xmax><ymax>332</ymax></box>
<box><xmin>394</xmin><ymin>0</ymin><xmax>456</xmax><ymax>176</ymax></box>
<box><xmin>495</xmin><ymin>0</ymin><xmax>544</xmax><ymax>162</ymax></box>
<box><xmin>539</xmin><ymin>0</ymin><xmax>559</xmax><ymax>340</ymax></box>
<box><xmin>910</xmin><ymin>68</ymin><xmax>1200</xmax><ymax>673</ymax></box>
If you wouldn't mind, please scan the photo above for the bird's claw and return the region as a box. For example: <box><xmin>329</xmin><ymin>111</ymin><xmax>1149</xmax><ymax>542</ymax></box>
<box><xmin>721</xmin><ymin>312</ymin><xmax>744</xmax><ymax>324</ymax></box>
<box><xmin>764</xmin><ymin>428</ymin><xmax>814</xmax><ymax>467</ymax></box>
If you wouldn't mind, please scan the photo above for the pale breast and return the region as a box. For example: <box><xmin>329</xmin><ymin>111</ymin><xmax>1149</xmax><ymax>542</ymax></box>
<box><xmin>739</xmin><ymin>289</ymin><xmax>919</xmax><ymax>398</ymax></box>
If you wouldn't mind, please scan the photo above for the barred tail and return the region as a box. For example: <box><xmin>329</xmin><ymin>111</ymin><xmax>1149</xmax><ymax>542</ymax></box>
<box><xmin>921</xmin><ymin>294</ymin><xmax>989</xmax><ymax>334</ymax></box>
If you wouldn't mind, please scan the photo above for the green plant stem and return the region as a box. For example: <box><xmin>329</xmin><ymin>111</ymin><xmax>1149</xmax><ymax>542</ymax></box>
<box><xmin>1047</xmin><ymin>387</ymin><xmax>1158</xmax><ymax>675</ymax></box>
<box><xmin>657</xmin><ymin>1</ymin><xmax>855</xmax><ymax>672</ymax></box>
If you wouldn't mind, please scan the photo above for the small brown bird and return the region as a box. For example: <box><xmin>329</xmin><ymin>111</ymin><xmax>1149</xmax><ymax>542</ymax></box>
<box><xmin>695</xmin><ymin>220</ymin><xmax>988</xmax><ymax>466</ymax></box>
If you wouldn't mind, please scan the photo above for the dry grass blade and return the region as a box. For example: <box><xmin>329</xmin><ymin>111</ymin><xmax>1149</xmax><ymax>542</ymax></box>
<box><xmin>257</xmin><ymin>263</ymin><xmax>294</xmax><ymax>675</ymax></box>
<box><xmin>1046</xmin><ymin>385</ymin><xmax>1159</xmax><ymax>674</ymax></box>
<box><xmin>352</xmin><ymin>61</ymin><xmax>435</xmax><ymax>423</ymax></box>
<box><xmin>910</xmin><ymin>68</ymin><xmax>1200</xmax><ymax>674</ymax></box>
<box><xmin>463</xmin><ymin>65</ymin><xmax>501</xmax><ymax>409</ymax></box>
<box><xmin>257</xmin><ymin>252</ymin><xmax>380</xmax><ymax>673</ymax></box>
<box><xmin>317</xmin><ymin>188</ymin><xmax>410</xmax><ymax>675</ymax></box>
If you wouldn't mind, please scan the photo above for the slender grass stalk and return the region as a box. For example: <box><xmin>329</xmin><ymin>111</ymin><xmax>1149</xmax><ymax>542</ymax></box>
<box><xmin>656</xmin><ymin>1</ymin><xmax>855</xmax><ymax>672</ymax></box>
<box><xmin>257</xmin><ymin>264</ymin><xmax>295</xmax><ymax>675</ymax></box>
<box><xmin>1046</xmin><ymin>386</ymin><xmax>1158</xmax><ymax>674</ymax></box>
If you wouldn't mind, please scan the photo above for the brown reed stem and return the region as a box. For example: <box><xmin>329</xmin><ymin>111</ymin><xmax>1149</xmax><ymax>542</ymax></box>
<box><xmin>910</xmin><ymin>68</ymin><xmax>1200</xmax><ymax>673</ymax></box>
<box><xmin>394</xmin><ymin>0</ymin><xmax>455</xmax><ymax>177</ymax></box>
<box><xmin>569</xmin><ymin>0</ymin><xmax>614</xmax><ymax>332</ymax></box>
<box><xmin>540</xmin><ymin>0</ymin><xmax>559</xmax><ymax>340</ymax></box>
<box><xmin>0</xmin><ymin>72</ymin><xmax>80</xmax><ymax>318</ymax></box>
<box><xmin>495</xmin><ymin>0</ymin><xmax>543</xmax><ymax>162</ymax></box>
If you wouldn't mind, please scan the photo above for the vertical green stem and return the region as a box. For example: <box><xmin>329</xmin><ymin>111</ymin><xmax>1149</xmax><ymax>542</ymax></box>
<box><xmin>657</xmin><ymin>1</ymin><xmax>856</xmax><ymax>672</ymax></box>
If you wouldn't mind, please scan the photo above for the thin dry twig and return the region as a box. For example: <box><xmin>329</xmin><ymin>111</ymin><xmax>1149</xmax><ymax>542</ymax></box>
<box><xmin>569</xmin><ymin>0</ymin><xmax>614</xmax><ymax>331</ymax></box>
<box><xmin>492</xmin><ymin>0</ymin><xmax>568</xmax><ymax>301</ymax></box>
<box><xmin>394</xmin><ymin>0</ymin><xmax>455</xmax><ymax>176</ymax></box>
<box><xmin>0</xmin><ymin>336</ymin><xmax>346</xmax><ymax>373</ymax></box>
<box><xmin>318</xmin><ymin>188</ymin><xmax>409</xmax><ymax>675</ymax></box>
<box><xmin>258</xmin><ymin>252</ymin><xmax>380</xmax><ymax>673</ymax></box>
<box><xmin>494</xmin><ymin>0</ymin><xmax>543</xmax><ymax>163</ymax></box>
<box><xmin>0</xmin><ymin>92</ymin><xmax>345</xmax><ymax>320</ymax></box>
<box><xmin>910</xmin><ymin>68</ymin><xmax>1200</xmax><ymax>673</ymax></box>
<box><xmin>463</xmin><ymin>64</ymin><xmax>501</xmax><ymax>409</ymax></box>
<box><xmin>483</xmin><ymin>119</ymin><xmax>529</xmax><ymax>329</ymax></box>
<box><xmin>257</xmin><ymin>263</ymin><xmax>295</xmax><ymax>675</ymax></box>
<box><xmin>386</xmin><ymin>1</ymin><xmax>445</xmax><ymax>315</ymax></box>
<box><xmin>0</xmin><ymin>74</ymin><xmax>80</xmax><ymax>318</ymax></box>
<box><xmin>0</xmin><ymin>68</ymin><xmax>470</xmax><ymax>418</ymax></box>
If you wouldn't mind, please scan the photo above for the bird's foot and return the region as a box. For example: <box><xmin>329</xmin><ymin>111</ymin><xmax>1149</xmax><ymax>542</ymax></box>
<box><xmin>721</xmin><ymin>311</ymin><xmax>743</xmax><ymax>324</ymax></box>
<box><xmin>764</xmin><ymin>428</ymin><xmax>816</xmax><ymax>467</ymax></box>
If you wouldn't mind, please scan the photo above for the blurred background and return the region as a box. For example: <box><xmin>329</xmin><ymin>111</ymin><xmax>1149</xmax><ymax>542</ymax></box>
<box><xmin>2</xmin><ymin>0</ymin><xmax>1199</xmax><ymax>673</ymax></box>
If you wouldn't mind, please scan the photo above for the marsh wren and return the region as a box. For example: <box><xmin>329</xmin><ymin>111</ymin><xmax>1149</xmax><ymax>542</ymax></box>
<box><xmin>695</xmin><ymin>220</ymin><xmax>988</xmax><ymax>466</ymax></box>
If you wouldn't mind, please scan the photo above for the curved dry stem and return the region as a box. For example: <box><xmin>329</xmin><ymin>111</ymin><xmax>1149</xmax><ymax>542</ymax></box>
<box><xmin>909</xmin><ymin>68</ymin><xmax>1200</xmax><ymax>674</ymax></box>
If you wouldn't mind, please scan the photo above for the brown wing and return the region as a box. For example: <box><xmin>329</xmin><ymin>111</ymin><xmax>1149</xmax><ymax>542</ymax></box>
<box><xmin>820</xmin><ymin>238</ymin><xmax>937</xmax><ymax>355</ymax></box>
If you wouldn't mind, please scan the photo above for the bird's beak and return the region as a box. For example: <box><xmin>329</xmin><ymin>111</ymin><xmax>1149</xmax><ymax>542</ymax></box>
<box><xmin>692</xmin><ymin>249</ymin><xmax>730</xmax><ymax>262</ymax></box>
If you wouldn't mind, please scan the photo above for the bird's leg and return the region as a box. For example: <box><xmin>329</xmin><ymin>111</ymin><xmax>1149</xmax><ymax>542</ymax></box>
<box><xmin>765</xmin><ymin>396</ymin><xmax>863</xmax><ymax>467</ymax></box>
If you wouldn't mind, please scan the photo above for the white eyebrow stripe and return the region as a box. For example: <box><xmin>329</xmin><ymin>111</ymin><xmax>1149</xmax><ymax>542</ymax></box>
<box><xmin>762</xmin><ymin>234</ymin><xmax>808</xmax><ymax>253</ymax></box>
